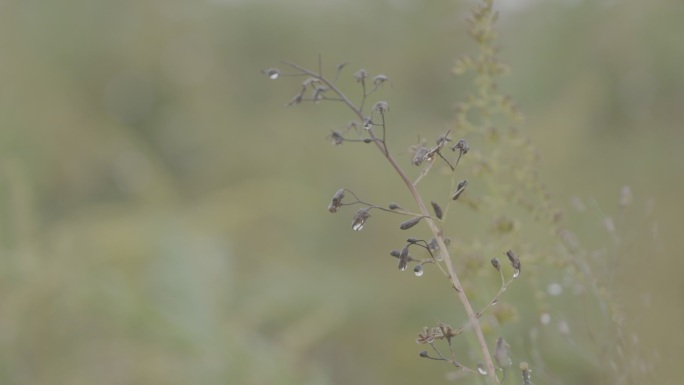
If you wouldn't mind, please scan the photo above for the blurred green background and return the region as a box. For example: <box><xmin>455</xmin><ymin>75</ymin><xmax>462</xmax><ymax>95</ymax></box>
<box><xmin>1</xmin><ymin>0</ymin><xmax>683</xmax><ymax>384</ymax></box>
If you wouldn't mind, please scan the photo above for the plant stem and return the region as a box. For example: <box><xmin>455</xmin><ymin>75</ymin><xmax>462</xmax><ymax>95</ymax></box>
<box><xmin>283</xmin><ymin>61</ymin><xmax>500</xmax><ymax>385</ymax></box>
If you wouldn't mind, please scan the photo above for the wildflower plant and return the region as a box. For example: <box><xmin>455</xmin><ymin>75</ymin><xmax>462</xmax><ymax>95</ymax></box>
<box><xmin>264</xmin><ymin>0</ymin><xmax>655</xmax><ymax>384</ymax></box>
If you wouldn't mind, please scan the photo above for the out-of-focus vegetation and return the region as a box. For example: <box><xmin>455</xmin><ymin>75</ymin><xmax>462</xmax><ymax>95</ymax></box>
<box><xmin>1</xmin><ymin>0</ymin><xmax>682</xmax><ymax>384</ymax></box>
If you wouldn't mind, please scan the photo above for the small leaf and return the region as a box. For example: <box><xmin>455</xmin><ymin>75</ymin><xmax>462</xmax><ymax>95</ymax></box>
<box><xmin>399</xmin><ymin>216</ymin><xmax>422</xmax><ymax>230</ymax></box>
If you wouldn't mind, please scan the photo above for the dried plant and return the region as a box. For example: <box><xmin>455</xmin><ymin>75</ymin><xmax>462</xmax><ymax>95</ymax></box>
<box><xmin>264</xmin><ymin>1</ymin><xmax>656</xmax><ymax>384</ymax></box>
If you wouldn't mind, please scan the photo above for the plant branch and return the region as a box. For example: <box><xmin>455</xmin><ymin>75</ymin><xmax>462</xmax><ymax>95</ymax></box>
<box><xmin>281</xmin><ymin>60</ymin><xmax>500</xmax><ymax>384</ymax></box>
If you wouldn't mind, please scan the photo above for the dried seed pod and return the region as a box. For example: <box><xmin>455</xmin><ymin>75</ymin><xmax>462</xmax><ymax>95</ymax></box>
<box><xmin>400</xmin><ymin>216</ymin><xmax>422</xmax><ymax>230</ymax></box>
<box><xmin>328</xmin><ymin>189</ymin><xmax>345</xmax><ymax>213</ymax></box>
<box><xmin>452</xmin><ymin>138</ymin><xmax>470</xmax><ymax>154</ymax></box>
<box><xmin>390</xmin><ymin>250</ymin><xmax>401</xmax><ymax>258</ymax></box>
<box><xmin>505</xmin><ymin>250</ymin><xmax>521</xmax><ymax>277</ymax></box>
<box><xmin>389</xmin><ymin>202</ymin><xmax>401</xmax><ymax>210</ymax></box>
<box><xmin>452</xmin><ymin>180</ymin><xmax>469</xmax><ymax>200</ymax></box>
<box><xmin>351</xmin><ymin>208</ymin><xmax>371</xmax><ymax>231</ymax></box>
<box><xmin>398</xmin><ymin>245</ymin><xmax>410</xmax><ymax>271</ymax></box>
<box><xmin>431</xmin><ymin>201</ymin><xmax>443</xmax><ymax>219</ymax></box>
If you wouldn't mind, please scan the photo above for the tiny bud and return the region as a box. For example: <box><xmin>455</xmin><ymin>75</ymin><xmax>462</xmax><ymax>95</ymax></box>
<box><xmin>452</xmin><ymin>180</ymin><xmax>469</xmax><ymax>200</ymax></box>
<box><xmin>373</xmin><ymin>74</ymin><xmax>389</xmax><ymax>85</ymax></box>
<box><xmin>390</xmin><ymin>250</ymin><xmax>401</xmax><ymax>258</ymax></box>
<box><xmin>328</xmin><ymin>189</ymin><xmax>345</xmax><ymax>213</ymax></box>
<box><xmin>351</xmin><ymin>208</ymin><xmax>371</xmax><ymax>231</ymax></box>
<box><xmin>354</xmin><ymin>69</ymin><xmax>368</xmax><ymax>83</ymax></box>
<box><xmin>400</xmin><ymin>216</ymin><xmax>422</xmax><ymax>230</ymax></box>
<box><xmin>363</xmin><ymin>138</ymin><xmax>373</xmax><ymax>143</ymax></box>
<box><xmin>419</xmin><ymin>350</ymin><xmax>429</xmax><ymax>358</ymax></box>
<box><xmin>431</xmin><ymin>201</ymin><xmax>443</xmax><ymax>220</ymax></box>
<box><xmin>363</xmin><ymin>116</ymin><xmax>373</xmax><ymax>130</ymax></box>
<box><xmin>491</xmin><ymin>257</ymin><xmax>501</xmax><ymax>272</ymax></box>
<box><xmin>406</xmin><ymin>238</ymin><xmax>418</xmax><ymax>244</ymax></box>
<box><xmin>389</xmin><ymin>202</ymin><xmax>401</xmax><ymax>210</ymax></box>
<box><xmin>263</xmin><ymin>68</ymin><xmax>280</xmax><ymax>79</ymax></box>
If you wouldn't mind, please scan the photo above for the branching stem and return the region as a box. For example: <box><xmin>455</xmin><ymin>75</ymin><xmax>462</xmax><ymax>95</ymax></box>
<box><xmin>281</xmin><ymin>60</ymin><xmax>500</xmax><ymax>385</ymax></box>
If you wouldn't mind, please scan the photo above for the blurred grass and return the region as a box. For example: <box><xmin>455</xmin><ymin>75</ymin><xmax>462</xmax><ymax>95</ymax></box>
<box><xmin>1</xmin><ymin>0</ymin><xmax>683</xmax><ymax>384</ymax></box>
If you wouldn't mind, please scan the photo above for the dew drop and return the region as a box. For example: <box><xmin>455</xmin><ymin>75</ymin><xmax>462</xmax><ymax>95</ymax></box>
<box><xmin>512</xmin><ymin>269</ymin><xmax>520</xmax><ymax>278</ymax></box>
<box><xmin>491</xmin><ymin>298</ymin><xmax>498</xmax><ymax>305</ymax></box>
<box><xmin>352</xmin><ymin>222</ymin><xmax>364</xmax><ymax>231</ymax></box>
<box><xmin>413</xmin><ymin>265</ymin><xmax>424</xmax><ymax>277</ymax></box>
<box><xmin>477</xmin><ymin>362</ymin><xmax>487</xmax><ymax>375</ymax></box>
<box><xmin>270</xmin><ymin>72</ymin><xmax>279</xmax><ymax>80</ymax></box>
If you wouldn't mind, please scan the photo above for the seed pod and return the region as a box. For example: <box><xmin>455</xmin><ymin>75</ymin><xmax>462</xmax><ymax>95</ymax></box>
<box><xmin>431</xmin><ymin>201</ymin><xmax>443</xmax><ymax>219</ymax></box>
<box><xmin>328</xmin><ymin>189</ymin><xmax>345</xmax><ymax>213</ymax></box>
<box><xmin>351</xmin><ymin>208</ymin><xmax>371</xmax><ymax>231</ymax></box>
<box><xmin>400</xmin><ymin>216</ymin><xmax>422</xmax><ymax>230</ymax></box>
<box><xmin>389</xmin><ymin>202</ymin><xmax>401</xmax><ymax>210</ymax></box>
<box><xmin>452</xmin><ymin>180</ymin><xmax>469</xmax><ymax>200</ymax></box>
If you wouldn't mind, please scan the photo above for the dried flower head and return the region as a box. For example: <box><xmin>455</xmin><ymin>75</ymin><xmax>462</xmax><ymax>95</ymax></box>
<box><xmin>412</xmin><ymin>146</ymin><xmax>429</xmax><ymax>166</ymax></box>
<box><xmin>372</xmin><ymin>100</ymin><xmax>390</xmax><ymax>113</ymax></box>
<box><xmin>373</xmin><ymin>74</ymin><xmax>389</xmax><ymax>85</ymax></box>
<box><xmin>505</xmin><ymin>250</ymin><xmax>521</xmax><ymax>275</ymax></box>
<box><xmin>351</xmin><ymin>208</ymin><xmax>371</xmax><ymax>231</ymax></box>
<box><xmin>416</xmin><ymin>327</ymin><xmax>433</xmax><ymax>344</ymax></box>
<box><xmin>328</xmin><ymin>189</ymin><xmax>345</xmax><ymax>212</ymax></box>
<box><xmin>452</xmin><ymin>138</ymin><xmax>470</xmax><ymax>154</ymax></box>
<box><xmin>354</xmin><ymin>69</ymin><xmax>368</xmax><ymax>83</ymax></box>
